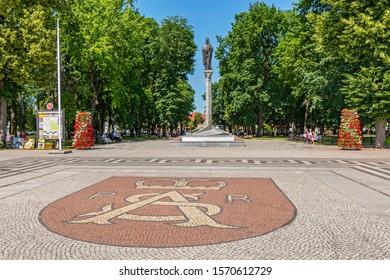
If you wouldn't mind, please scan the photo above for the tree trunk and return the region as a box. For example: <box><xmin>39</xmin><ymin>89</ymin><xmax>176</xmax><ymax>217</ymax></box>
<box><xmin>285</xmin><ymin>122</ymin><xmax>290</xmax><ymax>137</ymax></box>
<box><xmin>136</xmin><ymin>110</ymin><xmax>141</xmax><ymax>137</ymax></box>
<box><xmin>256</xmin><ymin>106</ymin><xmax>264</xmax><ymax>137</ymax></box>
<box><xmin>89</xmin><ymin>64</ymin><xmax>100</xmax><ymax>130</ymax></box>
<box><xmin>303</xmin><ymin>100</ymin><xmax>309</xmax><ymax>133</ymax></box>
<box><xmin>375</xmin><ymin>118</ymin><xmax>386</xmax><ymax>149</ymax></box>
<box><xmin>228</xmin><ymin>124</ymin><xmax>232</xmax><ymax>134</ymax></box>
<box><xmin>1</xmin><ymin>95</ymin><xmax>6</xmax><ymax>142</ymax></box>
<box><xmin>108</xmin><ymin>109</ymin><xmax>113</xmax><ymax>136</ymax></box>
<box><xmin>99</xmin><ymin>103</ymin><xmax>106</xmax><ymax>136</ymax></box>
<box><xmin>90</xmin><ymin>90</ymin><xmax>97</xmax><ymax>128</ymax></box>
<box><xmin>290</xmin><ymin>108</ymin><xmax>296</xmax><ymax>135</ymax></box>
<box><xmin>10</xmin><ymin>99</ymin><xmax>17</xmax><ymax>135</ymax></box>
<box><xmin>18</xmin><ymin>98</ymin><xmax>25</xmax><ymax>134</ymax></box>
<box><xmin>151</xmin><ymin>123</ymin><xmax>155</xmax><ymax>136</ymax></box>
<box><xmin>0</xmin><ymin>18</ymin><xmax>6</xmax><ymax>141</ymax></box>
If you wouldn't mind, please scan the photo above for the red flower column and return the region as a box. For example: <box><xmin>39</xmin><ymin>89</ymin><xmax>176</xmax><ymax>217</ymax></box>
<box><xmin>337</xmin><ymin>109</ymin><xmax>363</xmax><ymax>150</ymax></box>
<box><xmin>72</xmin><ymin>112</ymin><xmax>94</xmax><ymax>149</ymax></box>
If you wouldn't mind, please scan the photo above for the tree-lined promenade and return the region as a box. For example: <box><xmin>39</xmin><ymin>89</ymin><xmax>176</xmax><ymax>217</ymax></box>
<box><xmin>1</xmin><ymin>0</ymin><xmax>196</xmax><ymax>140</ymax></box>
<box><xmin>1</xmin><ymin>0</ymin><xmax>389</xmax><ymax>147</ymax></box>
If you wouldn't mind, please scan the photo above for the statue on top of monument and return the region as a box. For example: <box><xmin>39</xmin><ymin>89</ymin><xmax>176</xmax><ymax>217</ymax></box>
<box><xmin>202</xmin><ymin>37</ymin><xmax>213</xmax><ymax>70</ymax></box>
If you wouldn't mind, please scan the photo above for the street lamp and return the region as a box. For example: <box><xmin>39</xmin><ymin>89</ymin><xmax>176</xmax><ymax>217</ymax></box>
<box><xmin>56</xmin><ymin>16</ymin><xmax>62</xmax><ymax>151</ymax></box>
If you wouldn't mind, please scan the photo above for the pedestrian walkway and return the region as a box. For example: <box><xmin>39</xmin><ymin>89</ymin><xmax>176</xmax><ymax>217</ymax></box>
<box><xmin>1</xmin><ymin>138</ymin><xmax>389</xmax><ymax>160</ymax></box>
<box><xmin>0</xmin><ymin>139</ymin><xmax>390</xmax><ymax>260</ymax></box>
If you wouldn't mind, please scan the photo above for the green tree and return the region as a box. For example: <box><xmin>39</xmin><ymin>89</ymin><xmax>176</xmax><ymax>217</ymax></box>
<box><xmin>211</xmin><ymin>82</ymin><xmax>226</xmax><ymax>129</ymax></box>
<box><xmin>61</xmin><ymin>0</ymin><xmax>136</xmax><ymax>130</ymax></box>
<box><xmin>216</xmin><ymin>2</ymin><xmax>285</xmax><ymax>136</ymax></box>
<box><xmin>0</xmin><ymin>0</ymin><xmax>56</xmax><ymax>139</ymax></box>
<box><xmin>189</xmin><ymin>112</ymin><xmax>204</xmax><ymax>131</ymax></box>
<box><xmin>146</xmin><ymin>16</ymin><xmax>196</xmax><ymax>136</ymax></box>
<box><xmin>99</xmin><ymin>4</ymin><xmax>155</xmax><ymax>136</ymax></box>
<box><xmin>343</xmin><ymin>66</ymin><xmax>390</xmax><ymax>147</ymax></box>
<box><xmin>273</xmin><ymin>7</ymin><xmax>345</xmax><ymax>135</ymax></box>
<box><xmin>309</xmin><ymin>0</ymin><xmax>390</xmax><ymax>147</ymax></box>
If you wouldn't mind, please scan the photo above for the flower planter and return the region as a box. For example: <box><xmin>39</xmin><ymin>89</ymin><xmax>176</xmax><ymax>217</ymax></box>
<box><xmin>72</xmin><ymin>112</ymin><xmax>94</xmax><ymax>150</ymax></box>
<box><xmin>337</xmin><ymin>109</ymin><xmax>362</xmax><ymax>150</ymax></box>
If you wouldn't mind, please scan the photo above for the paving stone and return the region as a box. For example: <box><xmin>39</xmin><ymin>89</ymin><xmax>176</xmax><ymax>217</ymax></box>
<box><xmin>1</xmin><ymin>140</ymin><xmax>390</xmax><ymax>260</ymax></box>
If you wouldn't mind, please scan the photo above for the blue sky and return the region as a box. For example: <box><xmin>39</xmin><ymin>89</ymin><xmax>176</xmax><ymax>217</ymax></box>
<box><xmin>134</xmin><ymin>0</ymin><xmax>295</xmax><ymax>112</ymax></box>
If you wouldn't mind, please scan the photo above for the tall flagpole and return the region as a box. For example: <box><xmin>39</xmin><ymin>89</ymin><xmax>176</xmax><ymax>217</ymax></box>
<box><xmin>56</xmin><ymin>17</ymin><xmax>62</xmax><ymax>151</ymax></box>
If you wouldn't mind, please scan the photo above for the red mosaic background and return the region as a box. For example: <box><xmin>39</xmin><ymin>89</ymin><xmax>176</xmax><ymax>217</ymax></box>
<box><xmin>39</xmin><ymin>177</ymin><xmax>296</xmax><ymax>247</ymax></box>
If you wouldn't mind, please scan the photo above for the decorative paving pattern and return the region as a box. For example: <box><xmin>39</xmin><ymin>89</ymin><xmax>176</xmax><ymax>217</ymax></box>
<box><xmin>39</xmin><ymin>177</ymin><xmax>296</xmax><ymax>247</ymax></box>
<box><xmin>1</xmin><ymin>157</ymin><xmax>389</xmax><ymax>181</ymax></box>
<box><xmin>0</xmin><ymin>160</ymin><xmax>56</xmax><ymax>180</ymax></box>
<box><xmin>351</xmin><ymin>162</ymin><xmax>390</xmax><ymax>181</ymax></box>
<box><xmin>2</xmin><ymin>140</ymin><xmax>390</xmax><ymax>260</ymax></box>
<box><xmin>2</xmin><ymin>156</ymin><xmax>390</xmax><ymax>167</ymax></box>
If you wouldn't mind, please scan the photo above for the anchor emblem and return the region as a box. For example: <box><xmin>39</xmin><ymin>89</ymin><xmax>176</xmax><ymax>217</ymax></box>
<box><xmin>69</xmin><ymin>191</ymin><xmax>238</xmax><ymax>229</ymax></box>
<box><xmin>40</xmin><ymin>177</ymin><xmax>295</xmax><ymax>247</ymax></box>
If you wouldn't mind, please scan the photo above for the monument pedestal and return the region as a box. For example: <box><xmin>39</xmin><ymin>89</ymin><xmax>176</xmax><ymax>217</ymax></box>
<box><xmin>171</xmin><ymin>127</ymin><xmax>245</xmax><ymax>147</ymax></box>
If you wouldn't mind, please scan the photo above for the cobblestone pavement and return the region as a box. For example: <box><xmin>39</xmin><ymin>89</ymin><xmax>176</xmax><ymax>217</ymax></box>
<box><xmin>0</xmin><ymin>140</ymin><xmax>390</xmax><ymax>260</ymax></box>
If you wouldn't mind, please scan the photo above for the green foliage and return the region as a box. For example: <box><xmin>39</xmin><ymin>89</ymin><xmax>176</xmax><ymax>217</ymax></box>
<box><xmin>309</xmin><ymin>0</ymin><xmax>390</xmax><ymax>65</ymax></box>
<box><xmin>273</xmin><ymin>7</ymin><xmax>346</xmax><ymax>133</ymax></box>
<box><xmin>3</xmin><ymin>0</ymin><xmax>389</xmax><ymax>146</ymax></box>
<box><xmin>0</xmin><ymin>0</ymin><xmax>56</xmax><ymax>137</ymax></box>
<box><xmin>55</xmin><ymin>1</ymin><xmax>197</xmax><ymax>135</ymax></box>
<box><xmin>1</xmin><ymin>0</ymin><xmax>196</xmax><ymax>138</ymax></box>
<box><xmin>216</xmin><ymin>2</ymin><xmax>285</xmax><ymax>133</ymax></box>
<box><xmin>189</xmin><ymin>112</ymin><xmax>204</xmax><ymax>130</ymax></box>
<box><xmin>0</xmin><ymin>1</ymin><xmax>55</xmax><ymax>87</ymax></box>
<box><xmin>344</xmin><ymin>65</ymin><xmax>390</xmax><ymax>120</ymax></box>
<box><xmin>146</xmin><ymin>16</ymin><xmax>196</xmax><ymax>132</ymax></box>
<box><xmin>214</xmin><ymin>0</ymin><xmax>388</xmax><ymax>141</ymax></box>
<box><xmin>309</xmin><ymin>0</ymin><xmax>390</xmax><ymax>147</ymax></box>
<box><xmin>61</xmin><ymin>0</ymin><xmax>130</xmax><ymax>125</ymax></box>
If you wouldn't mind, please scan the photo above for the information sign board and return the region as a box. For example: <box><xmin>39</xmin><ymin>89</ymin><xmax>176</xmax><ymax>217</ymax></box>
<box><xmin>37</xmin><ymin>110</ymin><xmax>65</xmax><ymax>140</ymax></box>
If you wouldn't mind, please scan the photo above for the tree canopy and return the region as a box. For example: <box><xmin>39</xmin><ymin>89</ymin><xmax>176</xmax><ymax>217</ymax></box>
<box><xmin>214</xmin><ymin>0</ymin><xmax>389</xmax><ymax>147</ymax></box>
<box><xmin>1</xmin><ymin>0</ymin><xmax>197</xmax><ymax>140</ymax></box>
<box><xmin>308</xmin><ymin>0</ymin><xmax>390</xmax><ymax>147</ymax></box>
<box><xmin>1</xmin><ymin>0</ymin><xmax>389</xmax><ymax>148</ymax></box>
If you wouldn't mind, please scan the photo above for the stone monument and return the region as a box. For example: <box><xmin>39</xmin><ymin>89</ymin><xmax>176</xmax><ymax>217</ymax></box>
<box><xmin>171</xmin><ymin>38</ymin><xmax>244</xmax><ymax>147</ymax></box>
<box><xmin>203</xmin><ymin>37</ymin><xmax>213</xmax><ymax>129</ymax></box>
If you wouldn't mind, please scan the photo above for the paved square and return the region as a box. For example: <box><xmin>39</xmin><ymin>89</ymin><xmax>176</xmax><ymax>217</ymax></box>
<box><xmin>1</xmin><ymin>140</ymin><xmax>390</xmax><ymax>259</ymax></box>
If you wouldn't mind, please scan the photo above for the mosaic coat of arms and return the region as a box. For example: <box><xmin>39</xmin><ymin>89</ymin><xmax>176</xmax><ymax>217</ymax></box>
<box><xmin>40</xmin><ymin>177</ymin><xmax>296</xmax><ymax>247</ymax></box>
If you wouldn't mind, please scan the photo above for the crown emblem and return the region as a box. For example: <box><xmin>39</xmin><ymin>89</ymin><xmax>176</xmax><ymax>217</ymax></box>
<box><xmin>135</xmin><ymin>178</ymin><xmax>226</xmax><ymax>190</ymax></box>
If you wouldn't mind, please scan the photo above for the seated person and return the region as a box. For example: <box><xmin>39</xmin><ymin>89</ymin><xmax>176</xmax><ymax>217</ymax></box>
<box><xmin>112</xmin><ymin>131</ymin><xmax>121</xmax><ymax>142</ymax></box>
<box><xmin>101</xmin><ymin>133</ymin><xmax>112</xmax><ymax>144</ymax></box>
<box><xmin>304</xmin><ymin>131</ymin><xmax>311</xmax><ymax>143</ymax></box>
<box><xmin>311</xmin><ymin>132</ymin><xmax>318</xmax><ymax>144</ymax></box>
